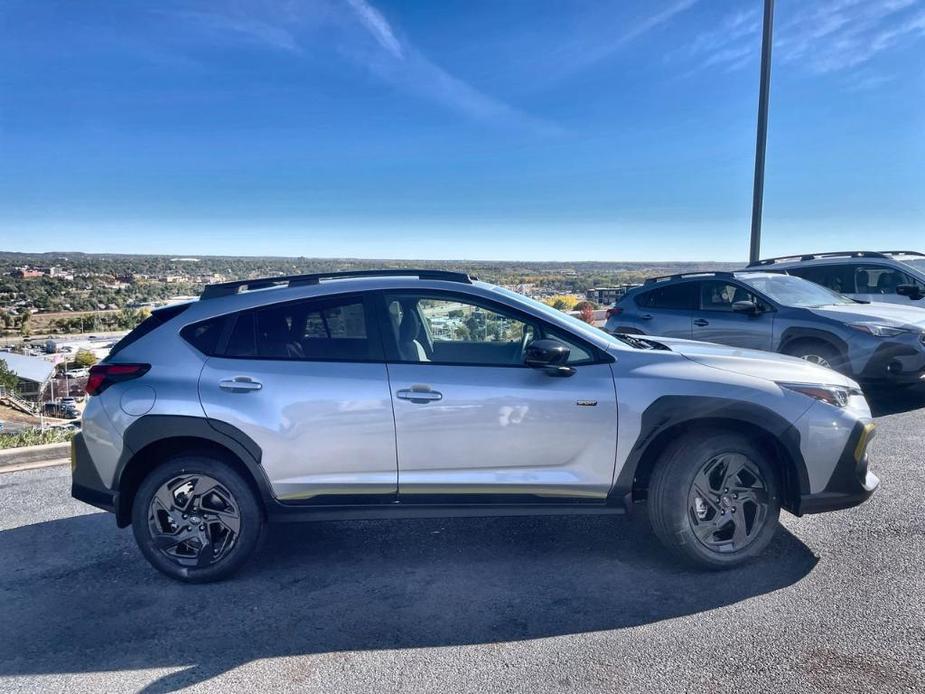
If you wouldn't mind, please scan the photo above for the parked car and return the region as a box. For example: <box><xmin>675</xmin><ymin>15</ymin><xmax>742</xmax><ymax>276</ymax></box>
<box><xmin>748</xmin><ymin>250</ymin><xmax>925</xmax><ymax>305</ymax></box>
<box><xmin>72</xmin><ymin>270</ymin><xmax>879</xmax><ymax>582</ymax></box>
<box><xmin>605</xmin><ymin>270</ymin><xmax>925</xmax><ymax>387</ymax></box>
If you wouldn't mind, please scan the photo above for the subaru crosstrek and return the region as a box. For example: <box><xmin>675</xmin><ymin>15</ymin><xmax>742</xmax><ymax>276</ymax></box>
<box><xmin>72</xmin><ymin>270</ymin><xmax>879</xmax><ymax>582</ymax></box>
<box><xmin>748</xmin><ymin>250</ymin><xmax>925</xmax><ymax>306</ymax></box>
<box><xmin>605</xmin><ymin>270</ymin><xmax>925</xmax><ymax>386</ymax></box>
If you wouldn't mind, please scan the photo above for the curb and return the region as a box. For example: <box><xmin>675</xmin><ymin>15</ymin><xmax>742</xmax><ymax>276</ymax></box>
<box><xmin>0</xmin><ymin>442</ymin><xmax>71</xmax><ymax>469</ymax></box>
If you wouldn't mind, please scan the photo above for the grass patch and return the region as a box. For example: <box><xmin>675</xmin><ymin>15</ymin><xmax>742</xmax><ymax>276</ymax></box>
<box><xmin>0</xmin><ymin>427</ymin><xmax>75</xmax><ymax>450</ymax></box>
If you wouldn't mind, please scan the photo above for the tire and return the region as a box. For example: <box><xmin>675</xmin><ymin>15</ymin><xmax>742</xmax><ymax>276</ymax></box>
<box><xmin>131</xmin><ymin>454</ymin><xmax>264</xmax><ymax>583</ymax></box>
<box><xmin>647</xmin><ymin>430</ymin><xmax>781</xmax><ymax>570</ymax></box>
<box><xmin>783</xmin><ymin>340</ymin><xmax>843</xmax><ymax>372</ymax></box>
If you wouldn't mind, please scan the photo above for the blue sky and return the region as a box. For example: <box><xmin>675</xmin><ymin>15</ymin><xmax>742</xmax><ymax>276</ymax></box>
<box><xmin>1</xmin><ymin>0</ymin><xmax>923</xmax><ymax>261</ymax></box>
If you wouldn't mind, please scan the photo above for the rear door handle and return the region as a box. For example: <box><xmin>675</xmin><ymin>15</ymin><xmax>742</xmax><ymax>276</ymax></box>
<box><xmin>640</xmin><ymin>314</ymin><xmax>653</xmax><ymax>321</ymax></box>
<box><xmin>219</xmin><ymin>377</ymin><xmax>263</xmax><ymax>392</ymax></box>
<box><xmin>396</xmin><ymin>386</ymin><xmax>443</xmax><ymax>403</ymax></box>
<box><xmin>693</xmin><ymin>319</ymin><xmax>710</xmax><ymax>327</ymax></box>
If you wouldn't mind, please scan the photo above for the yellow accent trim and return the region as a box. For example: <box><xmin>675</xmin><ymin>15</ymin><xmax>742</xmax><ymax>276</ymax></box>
<box><xmin>854</xmin><ymin>422</ymin><xmax>876</xmax><ymax>463</ymax></box>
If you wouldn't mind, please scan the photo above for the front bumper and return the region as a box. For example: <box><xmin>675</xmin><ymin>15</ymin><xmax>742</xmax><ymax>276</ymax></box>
<box><xmin>71</xmin><ymin>433</ymin><xmax>119</xmax><ymax>514</ymax></box>
<box><xmin>797</xmin><ymin>421</ymin><xmax>879</xmax><ymax>514</ymax></box>
<box><xmin>858</xmin><ymin>339</ymin><xmax>925</xmax><ymax>385</ymax></box>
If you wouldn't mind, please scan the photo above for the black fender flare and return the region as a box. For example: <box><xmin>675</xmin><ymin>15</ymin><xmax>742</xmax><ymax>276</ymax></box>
<box><xmin>113</xmin><ymin>415</ymin><xmax>274</xmax><ymax>525</ymax></box>
<box><xmin>778</xmin><ymin>328</ymin><xmax>848</xmax><ymax>360</ymax></box>
<box><xmin>610</xmin><ymin>396</ymin><xmax>810</xmax><ymax>510</ymax></box>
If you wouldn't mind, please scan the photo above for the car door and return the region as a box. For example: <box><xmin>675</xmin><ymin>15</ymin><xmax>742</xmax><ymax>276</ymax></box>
<box><xmin>631</xmin><ymin>281</ymin><xmax>698</xmax><ymax>338</ymax></box>
<box><xmin>691</xmin><ymin>280</ymin><xmax>774</xmax><ymax>350</ymax></box>
<box><xmin>198</xmin><ymin>293</ymin><xmax>397</xmax><ymax>502</ymax></box>
<box><xmin>379</xmin><ymin>290</ymin><xmax>618</xmax><ymax>501</ymax></box>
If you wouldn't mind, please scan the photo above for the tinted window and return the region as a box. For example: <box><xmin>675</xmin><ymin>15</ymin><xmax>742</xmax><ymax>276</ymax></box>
<box><xmin>223</xmin><ymin>296</ymin><xmax>377</xmax><ymax>361</ymax></box>
<box><xmin>788</xmin><ymin>265</ymin><xmax>854</xmax><ymax>293</ymax></box>
<box><xmin>636</xmin><ymin>283</ymin><xmax>697</xmax><ymax>310</ymax></box>
<box><xmin>852</xmin><ymin>265</ymin><xmax>916</xmax><ymax>295</ymax></box>
<box><xmin>700</xmin><ymin>282</ymin><xmax>764</xmax><ymax>311</ymax></box>
<box><xmin>225</xmin><ymin>312</ymin><xmax>256</xmax><ymax>357</ymax></box>
<box><xmin>181</xmin><ymin>317</ymin><xmax>226</xmax><ymax>356</ymax></box>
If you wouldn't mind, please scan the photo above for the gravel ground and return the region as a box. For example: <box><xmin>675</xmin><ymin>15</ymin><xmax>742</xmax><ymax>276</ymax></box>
<box><xmin>0</xmin><ymin>391</ymin><xmax>923</xmax><ymax>693</ymax></box>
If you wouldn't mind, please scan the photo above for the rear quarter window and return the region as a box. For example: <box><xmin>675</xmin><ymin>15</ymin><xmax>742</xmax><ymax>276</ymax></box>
<box><xmin>180</xmin><ymin>316</ymin><xmax>227</xmax><ymax>356</ymax></box>
<box><xmin>108</xmin><ymin>303</ymin><xmax>191</xmax><ymax>358</ymax></box>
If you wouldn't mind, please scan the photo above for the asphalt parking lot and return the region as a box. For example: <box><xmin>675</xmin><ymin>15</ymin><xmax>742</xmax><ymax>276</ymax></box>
<box><xmin>1</xmin><ymin>390</ymin><xmax>924</xmax><ymax>693</ymax></box>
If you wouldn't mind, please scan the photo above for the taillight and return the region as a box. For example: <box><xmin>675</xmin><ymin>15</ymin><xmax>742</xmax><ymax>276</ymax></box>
<box><xmin>605</xmin><ymin>306</ymin><xmax>623</xmax><ymax>319</ymax></box>
<box><xmin>85</xmin><ymin>363</ymin><xmax>150</xmax><ymax>396</ymax></box>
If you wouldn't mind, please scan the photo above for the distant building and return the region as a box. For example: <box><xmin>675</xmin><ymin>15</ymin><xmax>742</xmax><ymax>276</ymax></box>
<box><xmin>0</xmin><ymin>352</ymin><xmax>55</xmax><ymax>401</ymax></box>
<box><xmin>585</xmin><ymin>285</ymin><xmax>641</xmax><ymax>306</ymax></box>
<box><xmin>10</xmin><ymin>267</ymin><xmax>43</xmax><ymax>279</ymax></box>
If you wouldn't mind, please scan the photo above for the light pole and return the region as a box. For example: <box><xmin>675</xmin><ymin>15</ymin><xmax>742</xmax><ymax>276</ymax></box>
<box><xmin>749</xmin><ymin>0</ymin><xmax>775</xmax><ymax>264</ymax></box>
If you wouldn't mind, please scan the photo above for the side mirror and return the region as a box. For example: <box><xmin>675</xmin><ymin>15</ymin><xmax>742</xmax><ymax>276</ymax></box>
<box><xmin>524</xmin><ymin>339</ymin><xmax>575</xmax><ymax>377</ymax></box>
<box><xmin>896</xmin><ymin>284</ymin><xmax>923</xmax><ymax>300</ymax></box>
<box><xmin>732</xmin><ymin>300</ymin><xmax>761</xmax><ymax>315</ymax></box>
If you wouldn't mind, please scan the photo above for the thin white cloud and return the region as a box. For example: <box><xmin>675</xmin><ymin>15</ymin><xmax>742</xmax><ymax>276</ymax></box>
<box><xmin>681</xmin><ymin>0</ymin><xmax>925</xmax><ymax>85</ymax></box>
<box><xmin>174</xmin><ymin>0</ymin><xmax>552</xmax><ymax>132</ymax></box>
<box><xmin>545</xmin><ymin>0</ymin><xmax>699</xmax><ymax>78</ymax></box>
<box><xmin>343</xmin><ymin>0</ymin><xmax>403</xmax><ymax>59</ymax></box>
<box><xmin>175</xmin><ymin>11</ymin><xmax>302</xmax><ymax>54</ymax></box>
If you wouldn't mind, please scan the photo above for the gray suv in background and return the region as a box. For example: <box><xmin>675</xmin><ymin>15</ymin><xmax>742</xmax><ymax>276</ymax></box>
<box><xmin>748</xmin><ymin>251</ymin><xmax>925</xmax><ymax>305</ymax></box>
<box><xmin>72</xmin><ymin>270</ymin><xmax>879</xmax><ymax>582</ymax></box>
<box><xmin>605</xmin><ymin>271</ymin><xmax>925</xmax><ymax>386</ymax></box>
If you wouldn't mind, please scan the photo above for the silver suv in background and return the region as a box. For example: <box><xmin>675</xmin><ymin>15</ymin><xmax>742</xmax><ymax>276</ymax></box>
<box><xmin>72</xmin><ymin>270</ymin><xmax>879</xmax><ymax>582</ymax></box>
<box><xmin>605</xmin><ymin>271</ymin><xmax>925</xmax><ymax>387</ymax></box>
<box><xmin>749</xmin><ymin>251</ymin><xmax>925</xmax><ymax>305</ymax></box>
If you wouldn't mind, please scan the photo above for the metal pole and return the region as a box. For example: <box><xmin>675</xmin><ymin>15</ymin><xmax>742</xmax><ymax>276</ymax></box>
<box><xmin>749</xmin><ymin>0</ymin><xmax>775</xmax><ymax>264</ymax></box>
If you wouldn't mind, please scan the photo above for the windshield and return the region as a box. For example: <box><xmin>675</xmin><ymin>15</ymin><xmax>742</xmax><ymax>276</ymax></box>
<box><xmin>738</xmin><ymin>274</ymin><xmax>855</xmax><ymax>308</ymax></box>
<box><xmin>899</xmin><ymin>258</ymin><xmax>925</xmax><ymax>274</ymax></box>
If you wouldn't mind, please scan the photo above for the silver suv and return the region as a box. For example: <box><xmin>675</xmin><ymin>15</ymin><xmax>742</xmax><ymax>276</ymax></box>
<box><xmin>749</xmin><ymin>250</ymin><xmax>925</xmax><ymax>305</ymax></box>
<box><xmin>72</xmin><ymin>270</ymin><xmax>879</xmax><ymax>582</ymax></box>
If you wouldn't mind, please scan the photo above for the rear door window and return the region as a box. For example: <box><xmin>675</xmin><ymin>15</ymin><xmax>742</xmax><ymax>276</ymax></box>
<box><xmin>222</xmin><ymin>295</ymin><xmax>380</xmax><ymax>361</ymax></box>
<box><xmin>636</xmin><ymin>282</ymin><xmax>698</xmax><ymax>310</ymax></box>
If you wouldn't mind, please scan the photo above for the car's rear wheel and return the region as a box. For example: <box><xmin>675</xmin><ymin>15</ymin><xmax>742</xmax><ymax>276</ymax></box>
<box><xmin>783</xmin><ymin>340</ymin><xmax>842</xmax><ymax>372</ymax></box>
<box><xmin>131</xmin><ymin>455</ymin><xmax>264</xmax><ymax>583</ymax></box>
<box><xmin>648</xmin><ymin>431</ymin><xmax>780</xmax><ymax>569</ymax></box>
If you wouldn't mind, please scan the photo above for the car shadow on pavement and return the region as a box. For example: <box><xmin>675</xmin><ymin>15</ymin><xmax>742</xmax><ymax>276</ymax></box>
<box><xmin>0</xmin><ymin>510</ymin><xmax>817</xmax><ymax>692</ymax></box>
<box><xmin>865</xmin><ymin>385</ymin><xmax>925</xmax><ymax>417</ymax></box>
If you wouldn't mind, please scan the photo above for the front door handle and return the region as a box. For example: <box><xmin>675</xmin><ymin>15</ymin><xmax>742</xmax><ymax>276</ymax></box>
<box><xmin>396</xmin><ymin>386</ymin><xmax>443</xmax><ymax>404</ymax></box>
<box><xmin>219</xmin><ymin>377</ymin><xmax>263</xmax><ymax>393</ymax></box>
<box><xmin>694</xmin><ymin>319</ymin><xmax>710</xmax><ymax>327</ymax></box>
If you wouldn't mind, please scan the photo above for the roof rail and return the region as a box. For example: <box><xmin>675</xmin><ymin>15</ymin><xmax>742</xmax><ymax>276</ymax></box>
<box><xmin>200</xmin><ymin>269</ymin><xmax>476</xmax><ymax>300</ymax></box>
<box><xmin>643</xmin><ymin>271</ymin><xmax>734</xmax><ymax>285</ymax></box>
<box><xmin>879</xmin><ymin>250</ymin><xmax>925</xmax><ymax>257</ymax></box>
<box><xmin>747</xmin><ymin>251</ymin><xmax>893</xmax><ymax>267</ymax></box>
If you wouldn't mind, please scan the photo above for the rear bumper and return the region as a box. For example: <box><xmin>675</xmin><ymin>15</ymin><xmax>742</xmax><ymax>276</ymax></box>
<box><xmin>797</xmin><ymin>421</ymin><xmax>879</xmax><ymax>515</ymax></box>
<box><xmin>70</xmin><ymin>433</ymin><xmax>118</xmax><ymax>515</ymax></box>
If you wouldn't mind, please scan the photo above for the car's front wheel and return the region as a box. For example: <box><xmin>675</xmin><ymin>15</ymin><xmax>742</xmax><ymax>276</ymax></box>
<box><xmin>131</xmin><ymin>454</ymin><xmax>264</xmax><ymax>583</ymax></box>
<box><xmin>647</xmin><ymin>431</ymin><xmax>780</xmax><ymax>569</ymax></box>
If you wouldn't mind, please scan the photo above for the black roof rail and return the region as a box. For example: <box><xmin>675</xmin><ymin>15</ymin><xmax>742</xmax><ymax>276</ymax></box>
<box><xmin>879</xmin><ymin>250</ymin><xmax>925</xmax><ymax>257</ymax></box>
<box><xmin>200</xmin><ymin>269</ymin><xmax>476</xmax><ymax>300</ymax></box>
<box><xmin>747</xmin><ymin>251</ymin><xmax>893</xmax><ymax>267</ymax></box>
<box><xmin>643</xmin><ymin>271</ymin><xmax>734</xmax><ymax>285</ymax></box>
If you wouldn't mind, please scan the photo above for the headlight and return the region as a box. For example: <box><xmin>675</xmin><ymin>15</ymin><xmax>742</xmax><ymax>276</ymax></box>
<box><xmin>848</xmin><ymin>322</ymin><xmax>908</xmax><ymax>337</ymax></box>
<box><xmin>778</xmin><ymin>382</ymin><xmax>863</xmax><ymax>407</ymax></box>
